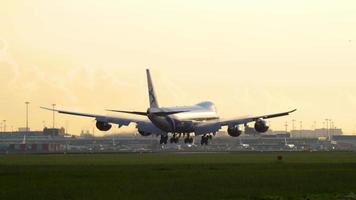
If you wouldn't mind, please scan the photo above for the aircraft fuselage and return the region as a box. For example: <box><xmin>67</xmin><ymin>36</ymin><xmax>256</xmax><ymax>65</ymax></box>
<box><xmin>148</xmin><ymin>101</ymin><xmax>219</xmax><ymax>133</ymax></box>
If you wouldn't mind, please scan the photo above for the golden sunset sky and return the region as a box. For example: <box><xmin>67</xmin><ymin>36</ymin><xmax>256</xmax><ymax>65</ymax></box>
<box><xmin>0</xmin><ymin>0</ymin><xmax>355</xmax><ymax>135</ymax></box>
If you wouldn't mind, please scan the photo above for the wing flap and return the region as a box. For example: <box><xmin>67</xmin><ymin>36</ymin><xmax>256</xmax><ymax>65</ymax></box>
<box><xmin>220</xmin><ymin>109</ymin><xmax>297</xmax><ymax>127</ymax></box>
<box><xmin>106</xmin><ymin>110</ymin><xmax>147</xmax><ymax>116</ymax></box>
<box><xmin>40</xmin><ymin>107</ymin><xmax>145</xmax><ymax>127</ymax></box>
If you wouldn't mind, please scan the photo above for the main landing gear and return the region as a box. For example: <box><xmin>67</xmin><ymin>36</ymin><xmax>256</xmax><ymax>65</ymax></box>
<box><xmin>201</xmin><ymin>134</ymin><xmax>213</xmax><ymax>145</ymax></box>
<box><xmin>169</xmin><ymin>134</ymin><xmax>179</xmax><ymax>144</ymax></box>
<box><xmin>161</xmin><ymin>134</ymin><xmax>181</xmax><ymax>144</ymax></box>
<box><xmin>160</xmin><ymin>135</ymin><xmax>168</xmax><ymax>144</ymax></box>
<box><xmin>161</xmin><ymin>133</ymin><xmax>194</xmax><ymax>145</ymax></box>
<box><xmin>184</xmin><ymin>137</ymin><xmax>193</xmax><ymax>144</ymax></box>
<box><xmin>161</xmin><ymin>133</ymin><xmax>203</xmax><ymax>145</ymax></box>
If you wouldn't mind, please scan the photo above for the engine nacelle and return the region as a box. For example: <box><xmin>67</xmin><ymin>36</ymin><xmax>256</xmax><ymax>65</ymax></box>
<box><xmin>138</xmin><ymin>130</ymin><xmax>152</xmax><ymax>136</ymax></box>
<box><xmin>227</xmin><ymin>126</ymin><xmax>242</xmax><ymax>137</ymax></box>
<box><xmin>254</xmin><ymin>119</ymin><xmax>269</xmax><ymax>133</ymax></box>
<box><xmin>96</xmin><ymin>121</ymin><xmax>112</xmax><ymax>131</ymax></box>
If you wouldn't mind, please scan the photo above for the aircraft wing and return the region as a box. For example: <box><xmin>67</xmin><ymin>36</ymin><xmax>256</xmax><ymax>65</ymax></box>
<box><xmin>40</xmin><ymin>107</ymin><xmax>145</xmax><ymax>127</ymax></box>
<box><xmin>219</xmin><ymin>109</ymin><xmax>297</xmax><ymax>127</ymax></box>
<box><xmin>193</xmin><ymin>109</ymin><xmax>296</xmax><ymax>135</ymax></box>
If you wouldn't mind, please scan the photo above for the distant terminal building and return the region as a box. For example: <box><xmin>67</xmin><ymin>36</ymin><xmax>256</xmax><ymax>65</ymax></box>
<box><xmin>260</xmin><ymin>132</ymin><xmax>291</xmax><ymax>138</ymax></box>
<box><xmin>43</xmin><ymin>127</ymin><xmax>66</xmax><ymax>136</ymax></box>
<box><xmin>80</xmin><ymin>130</ymin><xmax>95</xmax><ymax>138</ymax></box>
<box><xmin>244</xmin><ymin>127</ymin><xmax>291</xmax><ymax>138</ymax></box>
<box><xmin>290</xmin><ymin>128</ymin><xmax>343</xmax><ymax>138</ymax></box>
<box><xmin>332</xmin><ymin>135</ymin><xmax>356</xmax><ymax>144</ymax></box>
<box><xmin>8</xmin><ymin>143</ymin><xmax>63</xmax><ymax>153</ymax></box>
<box><xmin>0</xmin><ymin>127</ymin><xmax>66</xmax><ymax>153</ymax></box>
<box><xmin>244</xmin><ymin>127</ymin><xmax>343</xmax><ymax>139</ymax></box>
<box><xmin>0</xmin><ymin>127</ymin><xmax>66</xmax><ymax>139</ymax></box>
<box><xmin>332</xmin><ymin>135</ymin><xmax>356</xmax><ymax>150</ymax></box>
<box><xmin>18</xmin><ymin>127</ymin><xmax>30</xmax><ymax>132</ymax></box>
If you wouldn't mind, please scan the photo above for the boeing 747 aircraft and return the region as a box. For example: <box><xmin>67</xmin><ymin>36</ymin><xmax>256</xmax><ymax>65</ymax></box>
<box><xmin>42</xmin><ymin>69</ymin><xmax>296</xmax><ymax>145</ymax></box>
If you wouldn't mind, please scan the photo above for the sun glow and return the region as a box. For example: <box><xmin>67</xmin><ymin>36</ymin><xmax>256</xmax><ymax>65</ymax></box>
<box><xmin>0</xmin><ymin>0</ymin><xmax>356</xmax><ymax>134</ymax></box>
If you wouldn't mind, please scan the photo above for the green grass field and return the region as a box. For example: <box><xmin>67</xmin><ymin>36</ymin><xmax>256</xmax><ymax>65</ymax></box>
<box><xmin>1</xmin><ymin>152</ymin><xmax>356</xmax><ymax>200</ymax></box>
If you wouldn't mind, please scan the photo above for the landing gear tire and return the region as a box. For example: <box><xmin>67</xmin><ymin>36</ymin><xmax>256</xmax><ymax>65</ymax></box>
<box><xmin>170</xmin><ymin>136</ymin><xmax>179</xmax><ymax>144</ymax></box>
<box><xmin>184</xmin><ymin>137</ymin><xmax>193</xmax><ymax>144</ymax></box>
<box><xmin>160</xmin><ymin>135</ymin><xmax>168</xmax><ymax>144</ymax></box>
<box><xmin>201</xmin><ymin>136</ymin><xmax>208</xmax><ymax>145</ymax></box>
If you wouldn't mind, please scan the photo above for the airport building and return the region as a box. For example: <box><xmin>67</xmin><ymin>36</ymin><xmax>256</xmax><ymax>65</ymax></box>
<box><xmin>0</xmin><ymin>125</ymin><xmax>355</xmax><ymax>153</ymax></box>
<box><xmin>290</xmin><ymin>128</ymin><xmax>343</xmax><ymax>138</ymax></box>
<box><xmin>0</xmin><ymin>127</ymin><xmax>66</xmax><ymax>138</ymax></box>
<box><xmin>8</xmin><ymin>143</ymin><xmax>63</xmax><ymax>153</ymax></box>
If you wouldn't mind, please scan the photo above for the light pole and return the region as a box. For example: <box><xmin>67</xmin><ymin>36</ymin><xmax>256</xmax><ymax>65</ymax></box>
<box><xmin>299</xmin><ymin>121</ymin><xmax>303</xmax><ymax>138</ymax></box>
<box><xmin>322</xmin><ymin>121</ymin><xmax>325</xmax><ymax>130</ymax></box>
<box><xmin>325</xmin><ymin>119</ymin><xmax>329</xmax><ymax>139</ymax></box>
<box><xmin>25</xmin><ymin>101</ymin><xmax>30</xmax><ymax>134</ymax></box>
<box><xmin>313</xmin><ymin>121</ymin><xmax>316</xmax><ymax>130</ymax></box>
<box><xmin>300</xmin><ymin>121</ymin><xmax>303</xmax><ymax>130</ymax></box>
<box><xmin>3</xmin><ymin>120</ymin><xmax>6</xmax><ymax>132</ymax></box>
<box><xmin>52</xmin><ymin>104</ymin><xmax>56</xmax><ymax>129</ymax></box>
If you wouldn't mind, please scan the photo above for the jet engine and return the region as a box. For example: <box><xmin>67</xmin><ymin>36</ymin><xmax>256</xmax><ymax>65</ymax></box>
<box><xmin>227</xmin><ymin>126</ymin><xmax>242</xmax><ymax>137</ymax></box>
<box><xmin>96</xmin><ymin>121</ymin><xmax>112</xmax><ymax>131</ymax></box>
<box><xmin>138</xmin><ymin>130</ymin><xmax>152</xmax><ymax>136</ymax></box>
<box><xmin>254</xmin><ymin>119</ymin><xmax>269</xmax><ymax>133</ymax></box>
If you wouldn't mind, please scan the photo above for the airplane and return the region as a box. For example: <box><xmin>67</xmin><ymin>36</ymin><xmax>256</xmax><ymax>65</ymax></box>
<box><xmin>239</xmin><ymin>137</ymin><xmax>250</xmax><ymax>149</ymax></box>
<box><xmin>41</xmin><ymin>69</ymin><xmax>296</xmax><ymax>145</ymax></box>
<box><xmin>284</xmin><ymin>138</ymin><xmax>295</xmax><ymax>149</ymax></box>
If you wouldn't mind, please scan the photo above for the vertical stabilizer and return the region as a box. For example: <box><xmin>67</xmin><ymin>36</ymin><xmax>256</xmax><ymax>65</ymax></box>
<box><xmin>146</xmin><ymin>69</ymin><xmax>159</xmax><ymax>108</ymax></box>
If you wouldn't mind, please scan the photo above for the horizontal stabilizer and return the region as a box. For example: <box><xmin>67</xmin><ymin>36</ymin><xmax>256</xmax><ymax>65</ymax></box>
<box><xmin>153</xmin><ymin>110</ymin><xmax>189</xmax><ymax>116</ymax></box>
<box><xmin>106</xmin><ymin>109</ymin><xmax>189</xmax><ymax>116</ymax></box>
<box><xmin>106</xmin><ymin>110</ymin><xmax>147</xmax><ymax>116</ymax></box>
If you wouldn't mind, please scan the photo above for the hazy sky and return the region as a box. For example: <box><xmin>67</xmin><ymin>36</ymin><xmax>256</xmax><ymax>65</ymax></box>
<box><xmin>0</xmin><ymin>0</ymin><xmax>355</xmax><ymax>134</ymax></box>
